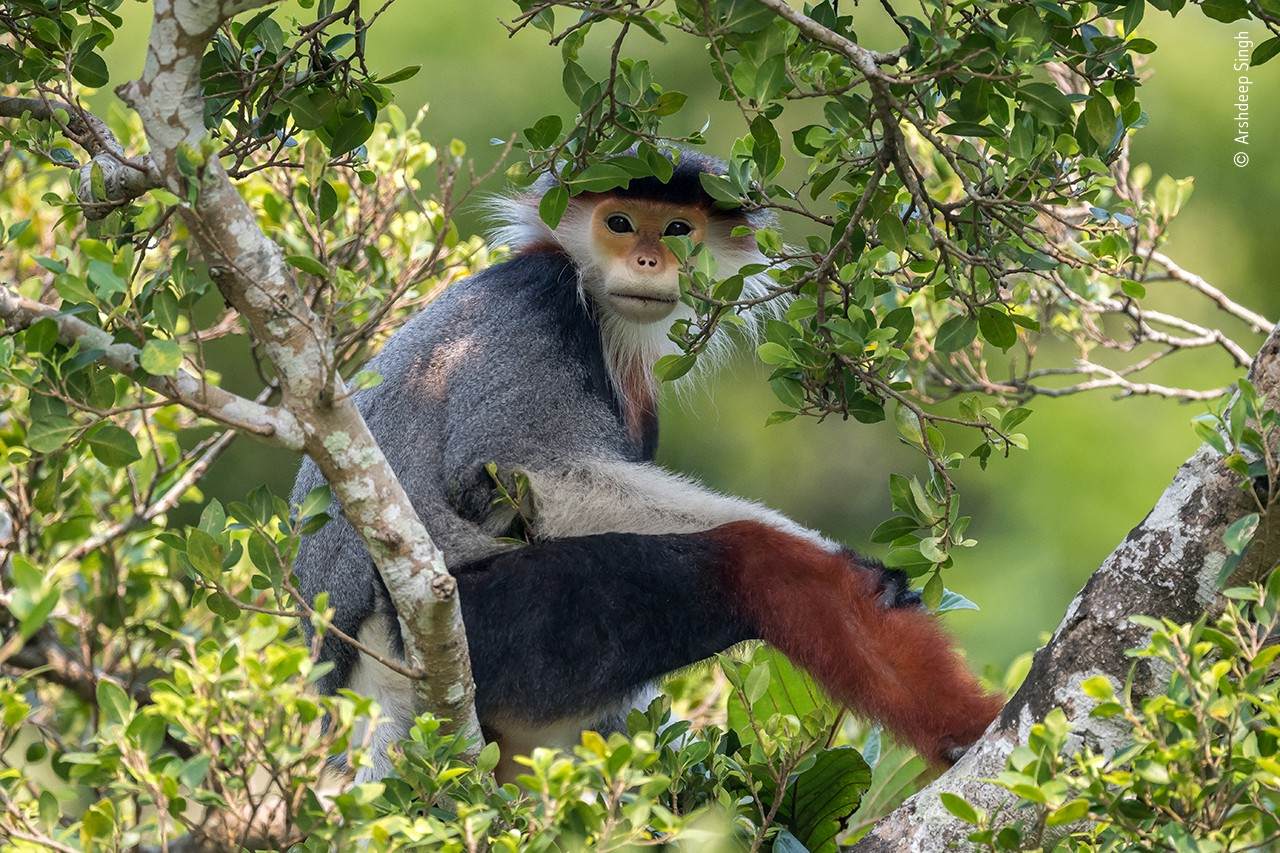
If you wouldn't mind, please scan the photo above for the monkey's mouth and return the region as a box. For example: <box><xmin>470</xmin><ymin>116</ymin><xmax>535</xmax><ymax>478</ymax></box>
<box><xmin>609</xmin><ymin>291</ymin><xmax>678</xmax><ymax>307</ymax></box>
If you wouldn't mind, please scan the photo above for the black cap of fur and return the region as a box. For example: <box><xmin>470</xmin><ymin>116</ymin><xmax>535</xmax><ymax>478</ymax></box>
<box><xmin>617</xmin><ymin>148</ymin><xmax>728</xmax><ymax>206</ymax></box>
<box><xmin>535</xmin><ymin>147</ymin><xmax>774</xmax><ymax>228</ymax></box>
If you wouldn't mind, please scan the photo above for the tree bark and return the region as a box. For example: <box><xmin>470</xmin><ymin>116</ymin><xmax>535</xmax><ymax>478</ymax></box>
<box><xmin>855</xmin><ymin>328</ymin><xmax>1280</xmax><ymax>850</ymax></box>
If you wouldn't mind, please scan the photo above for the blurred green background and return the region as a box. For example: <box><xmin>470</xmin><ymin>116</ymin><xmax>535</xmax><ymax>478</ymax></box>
<box><xmin>100</xmin><ymin>2</ymin><xmax>1280</xmax><ymax>673</ymax></box>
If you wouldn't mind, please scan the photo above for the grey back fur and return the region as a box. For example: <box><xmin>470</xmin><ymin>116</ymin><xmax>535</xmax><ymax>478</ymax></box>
<box><xmin>291</xmin><ymin>250</ymin><xmax>647</xmax><ymax>694</ymax></box>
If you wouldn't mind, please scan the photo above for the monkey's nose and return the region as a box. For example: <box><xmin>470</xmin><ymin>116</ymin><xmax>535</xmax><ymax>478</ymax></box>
<box><xmin>634</xmin><ymin>254</ymin><xmax>660</xmax><ymax>269</ymax></box>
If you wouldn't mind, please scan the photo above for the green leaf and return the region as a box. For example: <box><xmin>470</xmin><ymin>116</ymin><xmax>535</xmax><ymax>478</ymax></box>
<box><xmin>757</xmin><ymin>341</ymin><xmax>795</xmax><ymax>366</ymax></box>
<box><xmin>140</xmin><ymin>339</ymin><xmax>182</xmax><ymax>376</ymax></box>
<box><xmin>27</xmin><ymin>417</ymin><xmax>78</xmax><ymax>453</ymax></box>
<box><xmin>562</xmin><ymin>60</ymin><xmax>593</xmax><ymax>103</ymax></box>
<box><xmin>940</xmin><ymin>792</ymin><xmax>981</xmax><ymax>825</ymax></box>
<box><xmin>940</xmin><ymin>122</ymin><xmax>1001</xmax><ymax>138</ymax></box>
<box><xmin>654</xmin><ymin>91</ymin><xmax>688</xmax><ymax>116</ymax></box>
<box><xmin>1224</xmin><ymin>512</ymin><xmax>1259</xmax><ymax>554</ymax></box>
<box><xmin>1046</xmin><ymin>798</ymin><xmax>1090</xmax><ymax>826</ymax></box>
<box><xmin>538</xmin><ymin>185</ymin><xmax>569</xmax><ymax>229</ymax></box>
<box><xmin>96</xmin><ymin>680</ymin><xmax>131</xmax><ymax>726</ymax></box>
<box><xmin>653</xmin><ymin>353</ymin><xmax>697</xmax><ymax>381</ymax></box>
<box><xmin>376</xmin><ymin>64</ymin><xmax>421</xmax><ymax>84</ymax></box>
<box><xmin>208</xmin><ymin>592</ymin><xmax>242</xmax><ymax>621</ymax></box>
<box><xmin>186</xmin><ymin>529</ymin><xmax>225</xmax><ymax>576</ymax></box>
<box><xmin>935</xmin><ymin>315</ymin><xmax>977</xmax><ymax>353</ymax></box>
<box><xmin>152</xmin><ymin>289</ymin><xmax>180</xmax><ymax>333</ymax></box>
<box><xmin>1082</xmin><ymin>96</ymin><xmax>1117</xmax><ymax>147</ymax></box>
<box><xmin>86</xmin><ymin>423</ymin><xmax>141</xmax><ymax>467</ymax></box>
<box><xmin>315</xmin><ymin>180</ymin><xmax>339</xmax><ymax>221</ymax></box>
<box><xmin>328</xmin><ymin>114</ymin><xmax>374</xmax><ymax>156</ymax></box>
<box><xmin>1252</xmin><ymin>37</ymin><xmax>1280</xmax><ymax>66</ymax></box>
<box><xmin>1019</xmin><ymin>83</ymin><xmax>1073</xmax><ymax>123</ymax></box>
<box><xmin>745</xmin><ymin>663</ymin><xmax>771</xmax><ymax>704</ymax></box>
<box><xmin>18</xmin><ymin>589</ymin><xmax>59</xmax><ymax>641</ymax></box>
<box><xmin>299</xmin><ymin>484</ymin><xmax>332</xmax><ymax>519</ymax></box>
<box><xmin>180</xmin><ymin>755</ymin><xmax>211</xmax><ymax>788</ymax></box>
<box><xmin>750</xmin><ymin>115</ymin><xmax>782</xmax><ymax>178</ymax></box>
<box><xmin>1123</xmin><ymin>0</ymin><xmax>1145</xmax><ymax>32</ymax></box>
<box><xmin>923</xmin><ymin>572</ymin><xmax>944</xmax><ymax>609</ymax></box>
<box><xmin>702</xmin><ymin>0</ymin><xmax>776</xmax><ymax>32</ymax></box>
<box><xmin>1120</xmin><ymin>279</ymin><xmax>1146</xmax><ymax>299</ymax></box>
<box><xmin>919</xmin><ymin>536</ymin><xmax>946</xmax><ymax>563</ymax></box>
<box><xmin>698</xmin><ymin>171</ymin><xmax>741</xmax><ymax>205</ymax></box>
<box><xmin>848</xmin><ymin>394</ymin><xmax>886</xmax><ymax>424</ymax></box>
<box><xmin>476</xmin><ymin>741</ymin><xmax>501</xmax><ymax>774</ymax></box>
<box><xmin>25</xmin><ymin>317</ymin><xmax>59</xmax><ymax>354</ymax></box>
<box><xmin>771</xmin><ymin>376</ymin><xmax>806</xmax><ymax>408</ymax></box>
<box><xmin>87</xmin><ymin>259</ymin><xmax>127</xmax><ymax>298</ymax></box>
<box><xmin>978</xmin><ymin>306</ymin><xmax>1017</xmax><ymax>350</ymax></box>
<box><xmin>776</xmin><ymin>747</ymin><xmax>872</xmax><ymax>852</ymax></box>
<box><xmin>570</xmin><ymin>162</ymin><xmax>633</xmax><ymax>193</ymax></box>
<box><xmin>524</xmin><ymin>114</ymin><xmax>563</xmax><ymax>148</ymax></box>
<box><xmin>871</xmin><ymin>516</ymin><xmax>919</xmax><ymax>543</ymax></box>
<box><xmin>72</xmin><ymin>52</ymin><xmax>110</xmax><ymax>88</ymax></box>
<box><xmin>289</xmin><ymin>92</ymin><xmax>332</xmax><ymax>130</ymax></box>
<box><xmin>1200</xmin><ymin>0</ymin><xmax>1249</xmax><ymax>21</ymax></box>
<box><xmin>1080</xmin><ymin>675</ymin><xmax>1114</xmax><ymax>700</ymax></box>
<box><xmin>877</xmin><ymin>214</ymin><xmax>906</xmax><ymax>254</ymax></box>
<box><xmin>286</xmin><ymin>255</ymin><xmax>329</xmax><ymax>277</ymax></box>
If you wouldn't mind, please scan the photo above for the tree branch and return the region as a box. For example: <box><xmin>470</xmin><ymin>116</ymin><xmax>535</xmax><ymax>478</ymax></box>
<box><xmin>749</xmin><ymin>0</ymin><xmax>904</xmax><ymax>69</ymax></box>
<box><xmin>0</xmin><ymin>95</ymin><xmax>161</xmax><ymax>219</ymax></box>
<box><xmin>0</xmin><ymin>285</ymin><xmax>303</xmax><ymax>446</ymax></box>
<box><xmin>855</xmin><ymin>324</ymin><xmax>1280</xmax><ymax>850</ymax></box>
<box><xmin>113</xmin><ymin>0</ymin><xmax>482</xmax><ymax>754</ymax></box>
<box><xmin>1145</xmin><ymin>249</ymin><xmax>1274</xmax><ymax>335</ymax></box>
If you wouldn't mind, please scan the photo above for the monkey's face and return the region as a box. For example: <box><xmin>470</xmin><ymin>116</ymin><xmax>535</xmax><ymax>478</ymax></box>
<box><xmin>586</xmin><ymin>199</ymin><xmax>708</xmax><ymax>323</ymax></box>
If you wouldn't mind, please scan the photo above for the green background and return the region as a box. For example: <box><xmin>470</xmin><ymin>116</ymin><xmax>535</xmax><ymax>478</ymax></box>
<box><xmin>99</xmin><ymin>1</ymin><xmax>1280</xmax><ymax>674</ymax></box>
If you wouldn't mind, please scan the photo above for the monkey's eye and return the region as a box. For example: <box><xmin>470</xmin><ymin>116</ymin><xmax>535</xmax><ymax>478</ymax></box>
<box><xmin>605</xmin><ymin>214</ymin><xmax>635</xmax><ymax>234</ymax></box>
<box><xmin>664</xmin><ymin>220</ymin><xmax>693</xmax><ymax>237</ymax></box>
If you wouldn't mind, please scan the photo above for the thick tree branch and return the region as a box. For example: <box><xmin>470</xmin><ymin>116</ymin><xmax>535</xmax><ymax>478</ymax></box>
<box><xmin>0</xmin><ymin>285</ymin><xmax>303</xmax><ymax>446</ymax></box>
<box><xmin>0</xmin><ymin>95</ymin><xmax>162</xmax><ymax>219</ymax></box>
<box><xmin>856</xmin><ymin>324</ymin><xmax>1280</xmax><ymax>850</ymax></box>
<box><xmin>113</xmin><ymin>0</ymin><xmax>482</xmax><ymax>752</ymax></box>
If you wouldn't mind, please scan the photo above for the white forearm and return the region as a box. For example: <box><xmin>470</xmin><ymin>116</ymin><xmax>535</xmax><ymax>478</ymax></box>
<box><xmin>522</xmin><ymin>460</ymin><xmax>837</xmax><ymax>550</ymax></box>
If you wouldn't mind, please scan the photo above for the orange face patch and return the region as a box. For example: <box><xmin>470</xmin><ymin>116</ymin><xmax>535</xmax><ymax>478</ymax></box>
<box><xmin>590</xmin><ymin>198</ymin><xmax>710</xmax><ymax>274</ymax></box>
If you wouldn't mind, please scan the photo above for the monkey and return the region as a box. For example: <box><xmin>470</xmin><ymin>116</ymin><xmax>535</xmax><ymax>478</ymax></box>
<box><xmin>290</xmin><ymin>149</ymin><xmax>1002</xmax><ymax>781</ymax></box>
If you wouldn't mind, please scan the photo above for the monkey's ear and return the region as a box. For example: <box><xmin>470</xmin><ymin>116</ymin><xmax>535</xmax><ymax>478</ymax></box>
<box><xmin>482</xmin><ymin>191</ymin><xmax>560</xmax><ymax>254</ymax></box>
